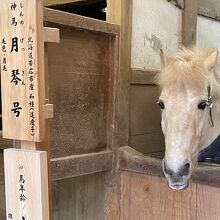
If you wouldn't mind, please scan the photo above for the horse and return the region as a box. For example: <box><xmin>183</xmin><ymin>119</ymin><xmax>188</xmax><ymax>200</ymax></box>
<box><xmin>156</xmin><ymin>47</ymin><xmax>220</xmax><ymax>190</ymax></box>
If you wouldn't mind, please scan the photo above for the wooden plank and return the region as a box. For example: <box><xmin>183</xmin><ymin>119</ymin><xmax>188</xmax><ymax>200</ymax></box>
<box><xmin>43</xmin><ymin>27</ymin><xmax>60</xmax><ymax>43</ymax></box>
<box><xmin>4</xmin><ymin>149</ymin><xmax>49</xmax><ymax>220</ymax></box>
<box><xmin>114</xmin><ymin>0</ymin><xmax>133</xmax><ymax>147</ymax></box>
<box><xmin>130</xmin><ymin>85</ymin><xmax>162</xmax><ymax>135</ymax></box>
<box><xmin>43</xmin><ymin>8</ymin><xmax>120</xmax><ymax>35</ymax></box>
<box><xmin>130</xmin><ymin>133</ymin><xmax>165</xmax><ymax>155</ymax></box>
<box><xmin>43</xmin><ymin>0</ymin><xmax>103</xmax><ymax>7</ymax></box>
<box><xmin>119</xmin><ymin>146</ymin><xmax>164</xmax><ymax>177</ymax></box>
<box><xmin>130</xmin><ymin>69</ymin><xmax>159</xmax><ymax>85</ymax></box>
<box><xmin>107</xmin><ymin>0</ymin><xmax>121</xmax><ymax>25</ymax></box>
<box><xmin>198</xmin><ymin>0</ymin><xmax>220</xmax><ymax>21</ymax></box>
<box><xmin>0</xmin><ymin>0</ymin><xmax>46</xmax><ymax>141</ymax></box>
<box><xmin>52</xmin><ymin>173</ymin><xmax>105</xmax><ymax>220</ymax></box>
<box><xmin>169</xmin><ymin>0</ymin><xmax>220</xmax><ymax>21</ymax></box>
<box><xmin>51</xmin><ymin>151</ymin><xmax>113</xmax><ymax>180</ymax></box>
<box><xmin>120</xmin><ymin>172</ymin><xmax>197</xmax><ymax>220</ymax></box>
<box><xmin>197</xmin><ymin>183</ymin><xmax>220</xmax><ymax>220</ymax></box>
<box><xmin>182</xmin><ymin>0</ymin><xmax>198</xmax><ymax>46</ymax></box>
<box><xmin>47</xmin><ymin>28</ymin><xmax>112</xmax><ymax>158</ymax></box>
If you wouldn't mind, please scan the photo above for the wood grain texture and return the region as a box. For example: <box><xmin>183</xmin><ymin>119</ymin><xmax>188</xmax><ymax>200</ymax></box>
<box><xmin>169</xmin><ymin>0</ymin><xmax>220</xmax><ymax>21</ymax></box>
<box><xmin>52</xmin><ymin>173</ymin><xmax>105</xmax><ymax>220</ymax></box>
<box><xmin>107</xmin><ymin>0</ymin><xmax>121</xmax><ymax>25</ymax></box>
<box><xmin>129</xmin><ymin>85</ymin><xmax>164</xmax><ymax>154</ymax></box>
<box><xmin>0</xmin><ymin>0</ymin><xmax>46</xmax><ymax>141</ymax></box>
<box><xmin>130</xmin><ymin>69</ymin><xmax>159</xmax><ymax>85</ymax></box>
<box><xmin>197</xmin><ymin>183</ymin><xmax>220</xmax><ymax>220</ymax></box>
<box><xmin>43</xmin><ymin>8</ymin><xmax>120</xmax><ymax>35</ymax></box>
<box><xmin>4</xmin><ymin>149</ymin><xmax>49</xmax><ymax>220</ymax></box>
<box><xmin>114</xmin><ymin>0</ymin><xmax>133</xmax><ymax>147</ymax></box>
<box><xmin>47</xmin><ymin>28</ymin><xmax>112</xmax><ymax>157</ymax></box>
<box><xmin>121</xmin><ymin>172</ymin><xmax>197</xmax><ymax>220</ymax></box>
<box><xmin>51</xmin><ymin>151</ymin><xmax>113</xmax><ymax>180</ymax></box>
<box><xmin>182</xmin><ymin>0</ymin><xmax>198</xmax><ymax>46</ymax></box>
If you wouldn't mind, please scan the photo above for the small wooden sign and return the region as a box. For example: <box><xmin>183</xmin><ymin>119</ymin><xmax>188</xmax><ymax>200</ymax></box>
<box><xmin>0</xmin><ymin>0</ymin><xmax>45</xmax><ymax>141</ymax></box>
<box><xmin>4</xmin><ymin>149</ymin><xmax>49</xmax><ymax>220</ymax></box>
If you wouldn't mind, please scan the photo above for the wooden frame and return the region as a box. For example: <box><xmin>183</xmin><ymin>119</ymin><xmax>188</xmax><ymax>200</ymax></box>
<box><xmin>43</xmin><ymin>8</ymin><xmax>120</xmax><ymax>179</ymax></box>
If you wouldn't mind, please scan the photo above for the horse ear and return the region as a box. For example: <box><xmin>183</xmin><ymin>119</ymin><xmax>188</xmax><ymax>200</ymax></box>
<box><xmin>160</xmin><ymin>49</ymin><xmax>173</xmax><ymax>67</ymax></box>
<box><xmin>204</xmin><ymin>51</ymin><xmax>218</xmax><ymax>71</ymax></box>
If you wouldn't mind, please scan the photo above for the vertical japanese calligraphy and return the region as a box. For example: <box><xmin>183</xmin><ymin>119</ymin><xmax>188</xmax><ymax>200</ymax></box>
<box><xmin>4</xmin><ymin>149</ymin><xmax>50</xmax><ymax>220</ymax></box>
<box><xmin>0</xmin><ymin>0</ymin><xmax>45</xmax><ymax>141</ymax></box>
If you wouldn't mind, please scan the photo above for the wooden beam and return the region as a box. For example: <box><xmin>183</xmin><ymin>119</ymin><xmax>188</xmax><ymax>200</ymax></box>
<box><xmin>107</xmin><ymin>0</ymin><xmax>121</xmax><ymax>25</ymax></box>
<box><xmin>182</xmin><ymin>0</ymin><xmax>198</xmax><ymax>46</ymax></box>
<box><xmin>169</xmin><ymin>0</ymin><xmax>220</xmax><ymax>21</ymax></box>
<box><xmin>51</xmin><ymin>151</ymin><xmax>113</xmax><ymax>180</ymax></box>
<box><xmin>198</xmin><ymin>0</ymin><xmax>220</xmax><ymax>21</ymax></box>
<box><xmin>43</xmin><ymin>27</ymin><xmax>60</xmax><ymax>43</ymax></box>
<box><xmin>130</xmin><ymin>69</ymin><xmax>159</xmax><ymax>85</ymax></box>
<box><xmin>119</xmin><ymin>146</ymin><xmax>220</xmax><ymax>188</ymax></box>
<box><xmin>43</xmin><ymin>8</ymin><xmax>119</xmax><ymax>35</ymax></box>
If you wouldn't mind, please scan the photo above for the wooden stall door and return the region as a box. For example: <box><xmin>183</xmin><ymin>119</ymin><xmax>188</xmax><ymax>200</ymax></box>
<box><xmin>43</xmin><ymin>9</ymin><xmax>120</xmax><ymax>220</ymax></box>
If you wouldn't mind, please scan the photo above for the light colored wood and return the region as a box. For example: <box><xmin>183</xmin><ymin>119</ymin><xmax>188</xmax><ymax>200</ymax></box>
<box><xmin>182</xmin><ymin>0</ymin><xmax>198</xmax><ymax>46</ymax></box>
<box><xmin>120</xmin><ymin>172</ymin><xmax>197</xmax><ymax>220</ymax></box>
<box><xmin>107</xmin><ymin>0</ymin><xmax>122</xmax><ymax>25</ymax></box>
<box><xmin>4</xmin><ymin>148</ymin><xmax>49</xmax><ymax>220</ymax></box>
<box><xmin>21</xmin><ymin>141</ymin><xmax>37</xmax><ymax>150</ymax></box>
<box><xmin>44</xmin><ymin>104</ymin><xmax>54</xmax><ymax>119</ymax></box>
<box><xmin>43</xmin><ymin>27</ymin><xmax>60</xmax><ymax>43</ymax></box>
<box><xmin>197</xmin><ymin>183</ymin><xmax>220</xmax><ymax>220</ymax></box>
<box><xmin>0</xmin><ymin>0</ymin><xmax>46</xmax><ymax>142</ymax></box>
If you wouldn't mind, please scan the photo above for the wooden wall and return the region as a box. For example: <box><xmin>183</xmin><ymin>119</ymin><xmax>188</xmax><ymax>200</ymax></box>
<box><xmin>52</xmin><ymin>173</ymin><xmax>105</xmax><ymax>220</ymax></box>
<box><xmin>119</xmin><ymin>171</ymin><xmax>220</xmax><ymax>220</ymax></box>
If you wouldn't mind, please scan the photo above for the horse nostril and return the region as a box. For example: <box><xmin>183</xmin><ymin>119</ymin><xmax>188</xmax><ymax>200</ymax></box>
<box><xmin>163</xmin><ymin>161</ymin><xmax>173</xmax><ymax>176</ymax></box>
<box><xmin>181</xmin><ymin>162</ymin><xmax>190</xmax><ymax>176</ymax></box>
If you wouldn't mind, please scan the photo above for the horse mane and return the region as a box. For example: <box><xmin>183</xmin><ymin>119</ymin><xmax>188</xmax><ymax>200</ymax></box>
<box><xmin>156</xmin><ymin>47</ymin><xmax>216</xmax><ymax>89</ymax></box>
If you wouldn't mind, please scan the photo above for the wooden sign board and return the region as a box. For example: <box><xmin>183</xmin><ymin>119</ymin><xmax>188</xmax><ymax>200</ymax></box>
<box><xmin>4</xmin><ymin>149</ymin><xmax>49</xmax><ymax>220</ymax></box>
<box><xmin>0</xmin><ymin>0</ymin><xmax>45</xmax><ymax>141</ymax></box>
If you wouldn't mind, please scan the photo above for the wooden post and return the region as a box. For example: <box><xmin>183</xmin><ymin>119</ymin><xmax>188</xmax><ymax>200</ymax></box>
<box><xmin>182</xmin><ymin>0</ymin><xmax>198</xmax><ymax>46</ymax></box>
<box><xmin>0</xmin><ymin>0</ymin><xmax>59</xmax><ymax>219</ymax></box>
<box><xmin>4</xmin><ymin>149</ymin><xmax>49</xmax><ymax>220</ymax></box>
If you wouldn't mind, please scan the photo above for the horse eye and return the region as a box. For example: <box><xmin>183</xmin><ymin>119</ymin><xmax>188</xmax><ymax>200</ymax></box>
<box><xmin>198</xmin><ymin>101</ymin><xmax>207</xmax><ymax>110</ymax></box>
<box><xmin>158</xmin><ymin>101</ymin><xmax>165</xmax><ymax>109</ymax></box>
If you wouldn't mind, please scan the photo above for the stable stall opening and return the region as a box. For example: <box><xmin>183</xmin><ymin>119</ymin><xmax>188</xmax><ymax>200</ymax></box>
<box><xmin>45</xmin><ymin>0</ymin><xmax>106</xmax><ymax>20</ymax></box>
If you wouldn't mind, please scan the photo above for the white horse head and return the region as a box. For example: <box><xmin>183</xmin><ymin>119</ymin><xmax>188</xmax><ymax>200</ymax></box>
<box><xmin>157</xmin><ymin>47</ymin><xmax>220</xmax><ymax>190</ymax></box>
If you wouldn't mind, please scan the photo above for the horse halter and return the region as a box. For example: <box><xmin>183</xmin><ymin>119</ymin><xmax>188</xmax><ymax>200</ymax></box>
<box><xmin>207</xmin><ymin>85</ymin><xmax>214</xmax><ymax>127</ymax></box>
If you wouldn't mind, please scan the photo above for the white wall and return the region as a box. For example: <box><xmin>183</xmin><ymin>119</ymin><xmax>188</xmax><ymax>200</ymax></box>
<box><xmin>131</xmin><ymin>0</ymin><xmax>181</xmax><ymax>70</ymax></box>
<box><xmin>197</xmin><ymin>15</ymin><xmax>220</xmax><ymax>70</ymax></box>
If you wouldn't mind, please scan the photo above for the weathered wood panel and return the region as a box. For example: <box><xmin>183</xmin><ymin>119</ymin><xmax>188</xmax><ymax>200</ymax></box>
<box><xmin>197</xmin><ymin>183</ymin><xmax>220</xmax><ymax>220</ymax></box>
<box><xmin>51</xmin><ymin>151</ymin><xmax>113</xmax><ymax>180</ymax></box>
<box><xmin>182</xmin><ymin>0</ymin><xmax>198</xmax><ymax>46</ymax></box>
<box><xmin>131</xmin><ymin>0</ymin><xmax>181</xmax><ymax>70</ymax></box>
<box><xmin>120</xmin><ymin>171</ymin><xmax>220</xmax><ymax>220</ymax></box>
<box><xmin>52</xmin><ymin>173</ymin><xmax>105</xmax><ymax>220</ymax></box>
<box><xmin>47</xmin><ymin>28</ymin><xmax>111</xmax><ymax>158</ymax></box>
<box><xmin>120</xmin><ymin>172</ymin><xmax>197</xmax><ymax>220</ymax></box>
<box><xmin>130</xmin><ymin>85</ymin><xmax>164</xmax><ymax>154</ymax></box>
